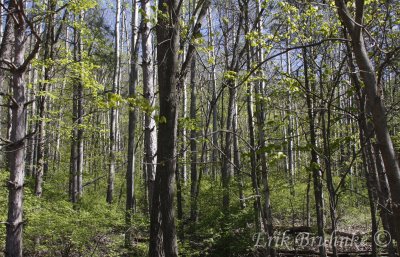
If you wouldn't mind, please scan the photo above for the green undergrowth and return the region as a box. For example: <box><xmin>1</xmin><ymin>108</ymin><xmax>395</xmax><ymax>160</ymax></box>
<box><xmin>0</xmin><ymin>170</ymin><xmax>148</xmax><ymax>257</ymax></box>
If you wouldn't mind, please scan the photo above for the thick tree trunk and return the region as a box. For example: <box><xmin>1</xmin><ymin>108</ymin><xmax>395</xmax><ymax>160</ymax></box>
<box><xmin>149</xmin><ymin>1</ymin><xmax>180</xmax><ymax>256</ymax></box>
<box><xmin>6</xmin><ymin>37</ymin><xmax>26</xmax><ymax>257</ymax></box>
<box><xmin>149</xmin><ymin>0</ymin><xmax>209</xmax><ymax>255</ymax></box>
<box><xmin>5</xmin><ymin>0</ymin><xmax>40</xmax><ymax>254</ymax></box>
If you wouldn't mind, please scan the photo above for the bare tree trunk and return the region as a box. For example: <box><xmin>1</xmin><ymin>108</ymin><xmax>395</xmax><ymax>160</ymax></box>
<box><xmin>346</xmin><ymin>42</ymin><xmax>380</xmax><ymax>257</ymax></box>
<box><xmin>5</xmin><ymin>0</ymin><xmax>40</xmax><ymax>255</ymax></box>
<box><xmin>303</xmin><ymin>47</ymin><xmax>326</xmax><ymax>257</ymax></box>
<box><xmin>149</xmin><ymin>1</ymin><xmax>210</xmax><ymax>255</ymax></box>
<box><xmin>189</xmin><ymin>57</ymin><xmax>199</xmax><ymax>223</ymax></box>
<box><xmin>142</xmin><ymin>0</ymin><xmax>157</xmax><ymax>212</ymax></box>
<box><xmin>35</xmin><ymin>0</ymin><xmax>56</xmax><ymax>197</ymax></box>
<box><xmin>107</xmin><ymin>0</ymin><xmax>121</xmax><ymax>204</ymax></box>
<box><xmin>253</xmin><ymin>1</ymin><xmax>274</xmax><ymax>246</ymax></box>
<box><xmin>233</xmin><ymin>94</ymin><xmax>245</xmax><ymax>210</ymax></box>
<box><xmin>69</xmin><ymin>12</ymin><xmax>84</xmax><ymax>203</ymax></box>
<box><xmin>0</xmin><ymin>0</ymin><xmax>13</xmax><ymax>169</ymax></box>
<box><xmin>125</xmin><ymin>0</ymin><xmax>139</xmax><ymax>248</ymax></box>
<box><xmin>221</xmin><ymin>80</ymin><xmax>235</xmax><ymax>214</ymax></box>
<box><xmin>321</xmin><ymin>96</ymin><xmax>338</xmax><ymax>257</ymax></box>
<box><xmin>6</xmin><ymin>24</ymin><xmax>26</xmax><ymax>257</ymax></box>
<box><xmin>335</xmin><ymin>1</ymin><xmax>400</xmax><ymax>251</ymax></box>
<box><xmin>207</xmin><ymin>9</ymin><xmax>218</xmax><ymax>180</ymax></box>
<box><xmin>149</xmin><ymin>1</ymin><xmax>180</xmax><ymax>256</ymax></box>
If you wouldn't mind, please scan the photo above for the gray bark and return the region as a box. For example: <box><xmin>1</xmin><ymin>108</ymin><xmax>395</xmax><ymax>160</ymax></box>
<box><xmin>125</xmin><ymin>0</ymin><xmax>139</xmax><ymax>248</ymax></box>
<box><xmin>35</xmin><ymin>0</ymin><xmax>56</xmax><ymax>197</ymax></box>
<box><xmin>4</xmin><ymin>0</ymin><xmax>40</xmax><ymax>255</ymax></box>
<box><xmin>142</xmin><ymin>0</ymin><xmax>157</xmax><ymax>212</ymax></box>
<box><xmin>335</xmin><ymin>0</ymin><xmax>400</xmax><ymax>252</ymax></box>
<box><xmin>303</xmin><ymin>47</ymin><xmax>326</xmax><ymax>257</ymax></box>
<box><xmin>189</xmin><ymin>57</ymin><xmax>198</xmax><ymax>222</ymax></box>
<box><xmin>149</xmin><ymin>0</ymin><xmax>180</xmax><ymax>255</ymax></box>
<box><xmin>107</xmin><ymin>0</ymin><xmax>121</xmax><ymax>204</ymax></box>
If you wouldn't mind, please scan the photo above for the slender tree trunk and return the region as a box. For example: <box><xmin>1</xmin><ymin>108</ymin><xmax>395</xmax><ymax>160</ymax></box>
<box><xmin>207</xmin><ymin>9</ymin><xmax>218</xmax><ymax>180</ymax></box>
<box><xmin>321</xmin><ymin>99</ymin><xmax>338</xmax><ymax>257</ymax></box>
<box><xmin>35</xmin><ymin>0</ymin><xmax>56</xmax><ymax>197</ymax></box>
<box><xmin>347</xmin><ymin>42</ymin><xmax>380</xmax><ymax>257</ymax></box>
<box><xmin>125</xmin><ymin>0</ymin><xmax>139</xmax><ymax>248</ymax></box>
<box><xmin>107</xmin><ymin>0</ymin><xmax>121</xmax><ymax>204</ymax></box>
<box><xmin>0</xmin><ymin>0</ymin><xmax>13</xmax><ymax>169</ymax></box>
<box><xmin>335</xmin><ymin>1</ymin><xmax>400</xmax><ymax>251</ymax></box>
<box><xmin>374</xmin><ymin>143</ymin><xmax>397</xmax><ymax>257</ymax></box>
<box><xmin>69</xmin><ymin>12</ymin><xmax>84</xmax><ymax>203</ymax></box>
<box><xmin>253</xmin><ymin>1</ymin><xmax>274</xmax><ymax>246</ymax></box>
<box><xmin>233</xmin><ymin>94</ymin><xmax>245</xmax><ymax>210</ymax></box>
<box><xmin>221</xmin><ymin>79</ymin><xmax>235</xmax><ymax>214</ymax></box>
<box><xmin>189</xmin><ymin>57</ymin><xmax>199</xmax><ymax>223</ymax></box>
<box><xmin>303</xmin><ymin>48</ymin><xmax>326</xmax><ymax>257</ymax></box>
<box><xmin>142</xmin><ymin>0</ymin><xmax>157</xmax><ymax>212</ymax></box>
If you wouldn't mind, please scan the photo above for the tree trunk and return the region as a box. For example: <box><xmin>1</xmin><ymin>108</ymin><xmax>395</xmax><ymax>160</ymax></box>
<box><xmin>190</xmin><ymin>57</ymin><xmax>199</xmax><ymax>223</ymax></box>
<box><xmin>107</xmin><ymin>0</ymin><xmax>121</xmax><ymax>204</ymax></box>
<box><xmin>69</xmin><ymin>12</ymin><xmax>84</xmax><ymax>203</ymax></box>
<box><xmin>221</xmin><ymin>79</ymin><xmax>235</xmax><ymax>214</ymax></box>
<box><xmin>303</xmin><ymin>47</ymin><xmax>326</xmax><ymax>257</ymax></box>
<box><xmin>149</xmin><ymin>0</ymin><xmax>180</xmax><ymax>256</ymax></box>
<box><xmin>5</xmin><ymin>0</ymin><xmax>40</xmax><ymax>255</ymax></box>
<box><xmin>6</xmin><ymin>28</ymin><xmax>26</xmax><ymax>257</ymax></box>
<box><xmin>125</xmin><ymin>0</ymin><xmax>139</xmax><ymax>248</ymax></box>
<box><xmin>335</xmin><ymin>0</ymin><xmax>400</xmax><ymax>251</ymax></box>
<box><xmin>207</xmin><ymin>9</ymin><xmax>218</xmax><ymax>180</ymax></box>
<box><xmin>35</xmin><ymin>0</ymin><xmax>56</xmax><ymax>197</ymax></box>
<box><xmin>142</xmin><ymin>0</ymin><xmax>157</xmax><ymax>212</ymax></box>
<box><xmin>233</xmin><ymin>93</ymin><xmax>245</xmax><ymax>210</ymax></box>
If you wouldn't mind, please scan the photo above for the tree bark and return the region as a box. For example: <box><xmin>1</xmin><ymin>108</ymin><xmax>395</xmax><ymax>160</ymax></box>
<box><xmin>149</xmin><ymin>1</ymin><xmax>180</xmax><ymax>256</ymax></box>
<box><xmin>35</xmin><ymin>0</ymin><xmax>56</xmax><ymax>197</ymax></box>
<box><xmin>5</xmin><ymin>0</ymin><xmax>40</xmax><ymax>255</ymax></box>
<box><xmin>142</xmin><ymin>0</ymin><xmax>157</xmax><ymax>212</ymax></box>
<box><xmin>303</xmin><ymin>47</ymin><xmax>327</xmax><ymax>257</ymax></box>
<box><xmin>125</xmin><ymin>0</ymin><xmax>139</xmax><ymax>248</ymax></box>
<box><xmin>335</xmin><ymin>1</ymin><xmax>400</xmax><ymax>252</ymax></box>
<box><xmin>107</xmin><ymin>0</ymin><xmax>121</xmax><ymax>204</ymax></box>
<box><xmin>69</xmin><ymin>12</ymin><xmax>84</xmax><ymax>203</ymax></box>
<box><xmin>189</xmin><ymin>57</ymin><xmax>199</xmax><ymax>223</ymax></box>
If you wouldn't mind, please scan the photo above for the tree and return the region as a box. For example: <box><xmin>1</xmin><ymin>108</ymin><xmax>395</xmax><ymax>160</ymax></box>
<box><xmin>141</xmin><ymin>0</ymin><xmax>157</xmax><ymax>212</ymax></box>
<box><xmin>2</xmin><ymin>0</ymin><xmax>41</xmax><ymax>255</ymax></box>
<box><xmin>125</xmin><ymin>0</ymin><xmax>139</xmax><ymax>248</ymax></box>
<box><xmin>335</xmin><ymin>0</ymin><xmax>400</xmax><ymax>252</ymax></box>
<box><xmin>107</xmin><ymin>0</ymin><xmax>122</xmax><ymax>204</ymax></box>
<box><xmin>149</xmin><ymin>0</ymin><xmax>210</xmax><ymax>255</ymax></box>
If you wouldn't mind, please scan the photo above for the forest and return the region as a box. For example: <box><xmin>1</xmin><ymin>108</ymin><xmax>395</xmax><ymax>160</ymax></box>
<box><xmin>0</xmin><ymin>0</ymin><xmax>399</xmax><ymax>256</ymax></box>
